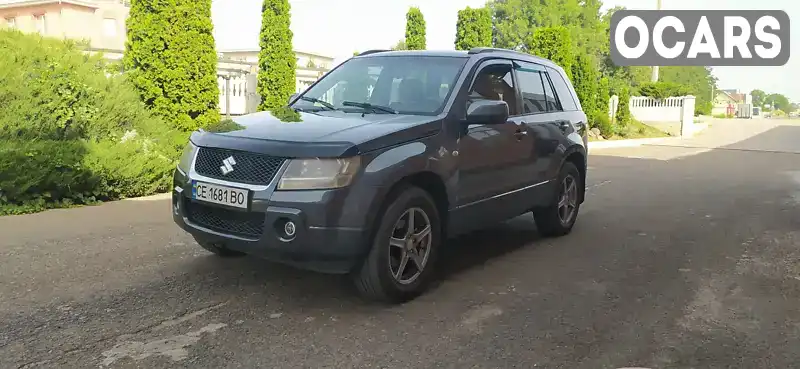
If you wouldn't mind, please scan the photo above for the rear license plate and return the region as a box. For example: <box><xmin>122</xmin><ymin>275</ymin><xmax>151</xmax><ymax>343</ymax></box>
<box><xmin>191</xmin><ymin>181</ymin><xmax>249</xmax><ymax>209</ymax></box>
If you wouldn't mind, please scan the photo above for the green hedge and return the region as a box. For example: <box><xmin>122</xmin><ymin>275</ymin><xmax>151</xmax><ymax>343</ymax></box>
<box><xmin>0</xmin><ymin>29</ymin><xmax>184</xmax><ymax>215</ymax></box>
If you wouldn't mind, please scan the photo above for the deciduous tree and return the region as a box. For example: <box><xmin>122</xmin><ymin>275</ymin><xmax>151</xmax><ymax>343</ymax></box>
<box><xmin>455</xmin><ymin>6</ymin><xmax>492</xmax><ymax>50</ymax></box>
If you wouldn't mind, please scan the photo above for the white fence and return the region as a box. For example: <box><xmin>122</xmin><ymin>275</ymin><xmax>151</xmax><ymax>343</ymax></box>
<box><xmin>629</xmin><ymin>96</ymin><xmax>685</xmax><ymax>122</ymax></box>
<box><xmin>218</xmin><ymin>67</ymin><xmax>328</xmax><ymax>116</ymax></box>
<box><xmin>218</xmin><ymin>74</ymin><xmax>260</xmax><ymax>116</ymax></box>
<box><xmin>610</xmin><ymin>95</ymin><xmax>697</xmax><ymax>137</ymax></box>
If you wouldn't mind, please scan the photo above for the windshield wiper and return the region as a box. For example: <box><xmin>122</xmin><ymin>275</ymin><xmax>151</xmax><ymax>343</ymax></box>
<box><xmin>342</xmin><ymin>101</ymin><xmax>398</xmax><ymax>114</ymax></box>
<box><xmin>297</xmin><ymin>96</ymin><xmax>337</xmax><ymax>111</ymax></box>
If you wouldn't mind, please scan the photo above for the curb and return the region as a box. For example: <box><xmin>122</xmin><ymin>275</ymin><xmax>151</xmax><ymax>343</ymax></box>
<box><xmin>588</xmin><ymin>137</ymin><xmax>670</xmax><ymax>151</ymax></box>
<box><xmin>588</xmin><ymin>122</ymin><xmax>711</xmax><ymax>152</ymax></box>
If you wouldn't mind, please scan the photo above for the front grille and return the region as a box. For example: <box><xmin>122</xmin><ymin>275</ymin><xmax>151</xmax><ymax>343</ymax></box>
<box><xmin>185</xmin><ymin>200</ymin><xmax>265</xmax><ymax>238</ymax></box>
<box><xmin>194</xmin><ymin>147</ymin><xmax>285</xmax><ymax>185</ymax></box>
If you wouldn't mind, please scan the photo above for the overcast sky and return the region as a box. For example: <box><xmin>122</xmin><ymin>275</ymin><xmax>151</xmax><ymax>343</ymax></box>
<box><xmin>211</xmin><ymin>0</ymin><xmax>798</xmax><ymax>100</ymax></box>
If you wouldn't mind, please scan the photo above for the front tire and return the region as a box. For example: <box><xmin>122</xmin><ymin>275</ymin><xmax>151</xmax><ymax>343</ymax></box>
<box><xmin>354</xmin><ymin>186</ymin><xmax>442</xmax><ymax>304</ymax></box>
<box><xmin>533</xmin><ymin>161</ymin><xmax>582</xmax><ymax>237</ymax></box>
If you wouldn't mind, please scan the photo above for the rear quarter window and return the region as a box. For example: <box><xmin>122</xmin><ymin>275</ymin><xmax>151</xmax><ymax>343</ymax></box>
<box><xmin>546</xmin><ymin>67</ymin><xmax>579</xmax><ymax>112</ymax></box>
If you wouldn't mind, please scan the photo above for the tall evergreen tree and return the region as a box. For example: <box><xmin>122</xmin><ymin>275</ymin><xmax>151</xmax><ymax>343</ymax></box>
<box><xmin>405</xmin><ymin>7</ymin><xmax>426</xmax><ymax>50</ymax></box>
<box><xmin>455</xmin><ymin>6</ymin><xmax>492</xmax><ymax>50</ymax></box>
<box><xmin>258</xmin><ymin>0</ymin><xmax>297</xmax><ymax>111</ymax></box>
<box><xmin>526</xmin><ymin>26</ymin><xmax>574</xmax><ymax>79</ymax></box>
<box><xmin>124</xmin><ymin>0</ymin><xmax>219</xmax><ymax>131</ymax></box>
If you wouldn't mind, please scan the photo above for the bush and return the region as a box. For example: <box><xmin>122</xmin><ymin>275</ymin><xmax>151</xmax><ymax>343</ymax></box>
<box><xmin>455</xmin><ymin>6</ymin><xmax>492</xmax><ymax>50</ymax></box>
<box><xmin>590</xmin><ymin>110</ymin><xmax>614</xmax><ymax>138</ymax></box>
<box><xmin>258</xmin><ymin>0</ymin><xmax>297</xmax><ymax>111</ymax></box>
<box><xmin>0</xmin><ymin>29</ymin><xmax>184</xmax><ymax>215</ymax></box>
<box><xmin>405</xmin><ymin>7</ymin><xmax>427</xmax><ymax>50</ymax></box>
<box><xmin>637</xmin><ymin>81</ymin><xmax>691</xmax><ymax>99</ymax></box>
<box><xmin>124</xmin><ymin>0</ymin><xmax>220</xmax><ymax>131</ymax></box>
<box><xmin>615</xmin><ymin>86</ymin><xmax>632</xmax><ymax>127</ymax></box>
<box><xmin>596</xmin><ymin>77</ymin><xmax>611</xmax><ymax>118</ymax></box>
<box><xmin>571</xmin><ymin>53</ymin><xmax>598</xmax><ymax>116</ymax></box>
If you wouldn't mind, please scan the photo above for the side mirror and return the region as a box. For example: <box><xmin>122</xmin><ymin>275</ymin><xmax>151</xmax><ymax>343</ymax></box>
<box><xmin>465</xmin><ymin>99</ymin><xmax>509</xmax><ymax>125</ymax></box>
<box><xmin>288</xmin><ymin>93</ymin><xmax>299</xmax><ymax>105</ymax></box>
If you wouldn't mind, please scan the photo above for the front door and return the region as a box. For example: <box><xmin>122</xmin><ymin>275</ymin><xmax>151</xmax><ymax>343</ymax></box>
<box><xmin>451</xmin><ymin>59</ymin><xmax>536</xmax><ymax>233</ymax></box>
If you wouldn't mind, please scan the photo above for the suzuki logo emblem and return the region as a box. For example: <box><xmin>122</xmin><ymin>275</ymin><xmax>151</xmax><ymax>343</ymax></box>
<box><xmin>220</xmin><ymin>156</ymin><xmax>237</xmax><ymax>175</ymax></box>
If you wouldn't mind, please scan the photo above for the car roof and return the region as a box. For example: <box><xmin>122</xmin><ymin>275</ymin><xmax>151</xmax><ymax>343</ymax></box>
<box><xmin>354</xmin><ymin>48</ymin><xmax>561</xmax><ymax>70</ymax></box>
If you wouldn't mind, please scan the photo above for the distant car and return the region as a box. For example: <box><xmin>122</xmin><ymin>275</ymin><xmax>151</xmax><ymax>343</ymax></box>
<box><xmin>171</xmin><ymin>48</ymin><xmax>589</xmax><ymax>303</ymax></box>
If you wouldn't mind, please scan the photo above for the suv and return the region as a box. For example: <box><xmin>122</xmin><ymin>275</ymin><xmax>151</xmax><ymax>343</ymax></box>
<box><xmin>172</xmin><ymin>48</ymin><xmax>588</xmax><ymax>303</ymax></box>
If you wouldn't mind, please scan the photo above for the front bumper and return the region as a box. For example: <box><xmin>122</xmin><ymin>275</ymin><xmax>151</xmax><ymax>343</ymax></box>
<box><xmin>171</xmin><ymin>166</ymin><xmax>372</xmax><ymax>274</ymax></box>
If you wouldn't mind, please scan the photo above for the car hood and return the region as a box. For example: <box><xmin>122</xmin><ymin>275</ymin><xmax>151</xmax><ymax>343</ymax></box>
<box><xmin>190</xmin><ymin>109</ymin><xmax>441</xmax><ymax>158</ymax></box>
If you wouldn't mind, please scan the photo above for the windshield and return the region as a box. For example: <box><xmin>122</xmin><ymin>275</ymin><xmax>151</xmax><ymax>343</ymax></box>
<box><xmin>291</xmin><ymin>55</ymin><xmax>468</xmax><ymax>116</ymax></box>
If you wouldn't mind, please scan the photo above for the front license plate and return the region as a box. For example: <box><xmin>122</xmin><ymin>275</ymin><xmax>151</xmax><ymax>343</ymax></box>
<box><xmin>191</xmin><ymin>181</ymin><xmax>249</xmax><ymax>209</ymax></box>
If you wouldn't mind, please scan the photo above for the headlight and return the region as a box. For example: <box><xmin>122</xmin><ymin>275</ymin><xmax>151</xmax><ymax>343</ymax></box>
<box><xmin>277</xmin><ymin>157</ymin><xmax>361</xmax><ymax>190</ymax></box>
<box><xmin>177</xmin><ymin>141</ymin><xmax>197</xmax><ymax>174</ymax></box>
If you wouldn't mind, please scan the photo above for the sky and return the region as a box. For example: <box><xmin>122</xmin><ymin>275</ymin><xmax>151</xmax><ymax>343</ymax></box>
<box><xmin>211</xmin><ymin>0</ymin><xmax>799</xmax><ymax>101</ymax></box>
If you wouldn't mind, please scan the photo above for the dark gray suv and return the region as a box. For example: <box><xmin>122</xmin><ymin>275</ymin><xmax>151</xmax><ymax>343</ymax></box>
<box><xmin>172</xmin><ymin>48</ymin><xmax>588</xmax><ymax>303</ymax></box>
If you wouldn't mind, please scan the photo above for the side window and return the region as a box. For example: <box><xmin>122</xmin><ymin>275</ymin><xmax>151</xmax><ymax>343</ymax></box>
<box><xmin>468</xmin><ymin>62</ymin><xmax>519</xmax><ymax>116</ymax></box>
<box><xmin>514</xmin><ymin>62</ymin><xmax>548</xmax><ymax>114</ymax></box>
<box><xmin>547</xmin><ymin>67</ymin><xmax>578</xmax><ymax>111</ymax></box>
<box><xmin>542</xmin><ymin>73</ymin><xmax>562</xmax><ymax>112</ymax></box>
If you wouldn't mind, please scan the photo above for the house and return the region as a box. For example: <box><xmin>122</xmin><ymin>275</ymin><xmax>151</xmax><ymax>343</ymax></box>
<box><xmin>0</xmin><ymin>0</ymin><xmax>130</xmax><ymax>50</ymax></box>
<box><xmin>712</xmin><ymin>89</ymin><xmax>749</xmax><ymax>116</ymax></box>
<box><xmin>218</xmin><ymin>48</ymin><xmax>335</xmax><ymax>93</ymax></box>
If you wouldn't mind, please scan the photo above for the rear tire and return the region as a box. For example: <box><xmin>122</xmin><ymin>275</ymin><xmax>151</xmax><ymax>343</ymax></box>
<box><xmin>533</xmin><ymin>161</ymin><xmax>582</xmax><ymax>237</ymax></box>
<box><xmin>353</xmin><ymin>185</ymin><xmax>442</xmax><ymax>304</ymax></box>
<box><xmin>195</xmin><ymin>238</ymin><xmax>245</xmax><ymax>257</ymax></box>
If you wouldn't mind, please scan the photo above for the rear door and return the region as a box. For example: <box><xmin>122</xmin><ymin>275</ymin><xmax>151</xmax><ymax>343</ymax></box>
<box><xmin>512</xmin><ymin>60</ymin><xmax>561</xmax><ymax>183</ymax></box>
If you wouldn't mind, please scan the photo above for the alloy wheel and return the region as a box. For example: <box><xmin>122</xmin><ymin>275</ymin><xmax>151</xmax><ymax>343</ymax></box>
<box><xmin>388</xmin><ymin>207</ymin><xmax>432</xmax><ymax>285</ymax></box>
<box><xmin>557</xmin><ymin>174</ymin><xmax>578</xmax><ymax>225</ymax></box>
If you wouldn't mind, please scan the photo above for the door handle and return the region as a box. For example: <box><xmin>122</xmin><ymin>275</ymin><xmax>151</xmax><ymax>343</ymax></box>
<box><xmin>559</xmin><ymin>121</ymin><xmax>572</xmax><ymax>129</ymax></box>
<box><xmin>514</xmin><ymin>129</ymin><xmax>528</xmax><ymax>139</ymax></box>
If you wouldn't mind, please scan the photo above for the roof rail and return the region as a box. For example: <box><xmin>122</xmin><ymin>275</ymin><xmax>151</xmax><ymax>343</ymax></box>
<box><xmin>358</xmin><ymin>49</ymin><xmax>390</xmax><ymax>56</ymax></box>
<box><xmin>468</xmin><ymin>47</ymin><xmax>504</xmax><ymax>54</ymax></box>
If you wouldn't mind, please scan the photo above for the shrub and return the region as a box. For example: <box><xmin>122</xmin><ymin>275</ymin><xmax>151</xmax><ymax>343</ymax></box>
<box><xmin>571</xmin><ymin>53</ymin><xmax>598</xmax><ymax>117</ymax></box>
<box><xmin>590</xmin><ymin>110</ymin><xmax>614</xmax><ymax>138</ymax></box>
<box><xmin>258</xmin><ymin>0</ymin><xmax>297</xmax><ymax>111</ymax></box>
<box><xmin>405</xmin><ymin>7</ymin><xmax>427</xmax><ymax>50</ymax></box>
<box><xmin>455</xmin><ymin>6</ymin><xmax>492</xmax><ymax>50</ymax></box>
<box><xmin>0</xmin><ymin>29</ymin><xmax>184</xmax><ymax>215</ymax></box>
<box><xmin>124</xmin><ymin>0</ymin><xmax>220</xmax><ymax>132</ymax></box>
<box><xmin>637</xmin><ymin>81</ymin><xmax>692</xmax><ymax>99</ymax></box>
<box><xmin>615</xmin><ymin>86</ymin><xmax>632</xmax><ymax>127</ymax></box>
<box><xmin>526</xmin><ymin>26</ymin><xmax>573</xmax><ymax>79</ymax></box>
<box><xmin>596</xmin><ymin>77</ymin><xmax>611</xmax><ymax>118</ymax></box>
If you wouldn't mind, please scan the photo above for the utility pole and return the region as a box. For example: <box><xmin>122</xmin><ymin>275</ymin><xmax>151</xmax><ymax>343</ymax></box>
<box><xmin>651</xmin><ymin>0</ymin><xmax>662</xmax><ymax>82</ymax></box>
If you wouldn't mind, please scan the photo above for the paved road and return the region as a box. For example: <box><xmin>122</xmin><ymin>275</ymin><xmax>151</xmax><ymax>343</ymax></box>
<box><xmin>2</xmin><ymin>118</ymin><xmax>800</xmax><ymax>369</ymax></box>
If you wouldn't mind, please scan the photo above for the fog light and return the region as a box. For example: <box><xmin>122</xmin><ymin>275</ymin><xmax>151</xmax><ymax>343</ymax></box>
<box><xmin>284</xmin><ymin>221</ymin><xmax>296</xmax><ymax>237</ymax></box>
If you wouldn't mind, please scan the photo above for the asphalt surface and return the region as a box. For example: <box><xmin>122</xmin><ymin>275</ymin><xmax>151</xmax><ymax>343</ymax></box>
<box><xmin>2</xmin><ymin>118</ymin><xmax>800</xmax><ymax>369</ymax></box>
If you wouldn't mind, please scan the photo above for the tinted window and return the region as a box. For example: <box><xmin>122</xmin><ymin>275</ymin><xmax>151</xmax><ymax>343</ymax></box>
<box><xmin>547</xmin><ymin>67</ymin><xmax>578</xmax><ymax>111</ymax></box>
<box><xmin>293</xmin><ymin>56</ymin><xmax>468</xmax><ymax>116</ymax></box>
<box><xmin>468</xmin><ymin>62</ymin><xmax>519</xmax><ymax>115</ymax></box>
<box><xmin>542</xmin><ymin>73</ymin><xmax>562</xmax><ymax>112</ymax></box>
<box><xmin>514</xmin><ymin>63</ymin><xmax>548</xmax><ymax>114</ymax></box>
